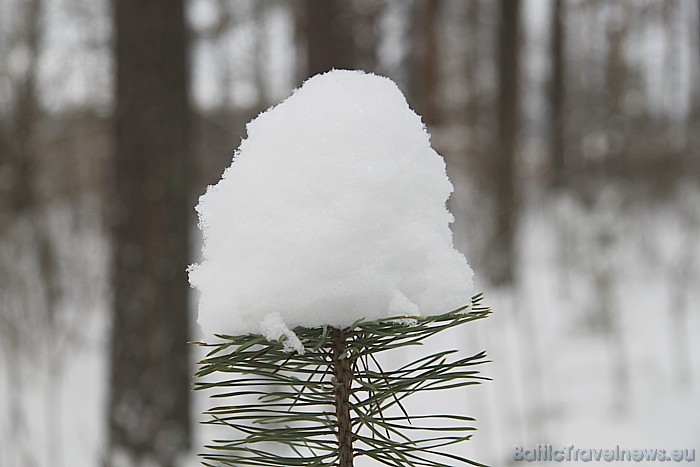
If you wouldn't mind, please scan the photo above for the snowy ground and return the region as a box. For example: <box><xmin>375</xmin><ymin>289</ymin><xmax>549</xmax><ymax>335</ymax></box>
<box><xmin>467</xmin><ymin>186</ymin><xmax>700</xmax><ymax>465</ymax></box>
<box><xmin>1</xmin><ymin>185</ymin><xmax>699</xmax><ymax>466</ymax></box>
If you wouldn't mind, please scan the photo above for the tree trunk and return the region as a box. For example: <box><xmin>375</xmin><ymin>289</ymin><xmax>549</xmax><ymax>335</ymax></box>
<box><xmin>410</xmin><ymin>0</ymin><xmax>441</xmax><ymax>126</ymax></box>
<box><xmin>464</xmin><ymin>0</ymin><xmax>481</xmax><ymax>133</ymax></box>
<box><xmin>253</xmin><ymin>0</ymin><xmax>270</xmax><ymax>108</ymax></box>
<box><xmin>549</xmin><ymin>0</ymin><xmax>566</xmax><ymax>187</ymax></box>
<box><xmin>109</xmin><ymin>0</ymin><xmax>192</xmax><ymax>464</ymax></box>
<box><xmin>331</xmin><ymin>329</ymin><xmax>354</xmax><ymax>467</ymax></box>
<box><xmin>355</xmin><ymin>2</ymin><xmax>382</xmax><ymax>72</ymax></box>
<box><xmin>605</xmin><ymin>10</ymin><xmax>630</xmax><ymax>166</ymax></box>
<box><xmin>305</xmin><ymin>0</ymin><xmax>355</xmax><ymax>77</ymax></box>
<box><xmin>491</xmin><ymin>0</ymin><xmax>521</xmax><ymax>286</ymax></box>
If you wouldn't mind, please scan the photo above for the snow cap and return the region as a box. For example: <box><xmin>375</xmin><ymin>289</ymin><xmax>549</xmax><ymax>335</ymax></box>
<box><xmin>189</xmin><ymin>70</ymin><xmax>473</xmax><ymax>352</ymax></box>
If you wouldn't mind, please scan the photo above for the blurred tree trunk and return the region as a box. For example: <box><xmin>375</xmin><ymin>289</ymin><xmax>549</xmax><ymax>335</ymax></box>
<box><xmin>410</xmin><ymin>0</ymin><xmax>441</xmax><ymax>126</ymax></box>
<box><xmin>2</xmin><ymin>1</ymin><xmax>61</xmax><ymax>465</ymax></box>
<box><xmin>305</xmin><ymin>0</ymin><xmax>355</xmax><ymax>76</ymax></box>
<box><xmin>253</xmin><ymin>0</ymin><xmax>270</xmax><ymax>108</ymax></box>
<box><xmin>491</xmin><ymin>0</ymin><xmax>521</xmax><ymax>286</ymax></box>
<box><xmin>464</xmin><ymin>0</ymin><xmax>480</xmax><ymax>134</ymax></box>
<box><xmin>605</xmin><ymin>11</ymin><xmax>629</xmax><ymax>163</ymax></box>
<box><xmin>109</xmin><ymin>0</ymin><xmax>192</xmax><ymax>465</ymax></box>
<box><xmin>354</xmin><ymin>1</ymin><xmax>382</xmax><ymax>72</ymax></box>
<box><xmin>662</xmin><ymin>2</ymin><xmax>677</xmax><ymax>147</ymax></box>
<box><xmin>695</xmin><ymin>0</ymin><xmax>700</xmax><ymax>132</ymax></box>
<box><xmin>8</xmin><ymin>0</ymin><xmax>41</xmax><ymax>217</ymax></box>
<box><xmin>549</xmin><ymin>0</ymin><xmax>566</xmax><ymax>187</ymax></box>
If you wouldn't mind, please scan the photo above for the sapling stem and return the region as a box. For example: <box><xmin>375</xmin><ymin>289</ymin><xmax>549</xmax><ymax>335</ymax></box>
<box><xmin>331</xmin><ymin>328</ymin><xmax>354</xmax><ymax>467</ymax></box>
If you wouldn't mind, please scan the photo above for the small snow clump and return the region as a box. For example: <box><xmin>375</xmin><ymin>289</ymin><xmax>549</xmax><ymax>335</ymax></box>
<box><xmin>189</xmin><ymin>70</ymin><xmax>473</xmax><ymax>351</ymax></box>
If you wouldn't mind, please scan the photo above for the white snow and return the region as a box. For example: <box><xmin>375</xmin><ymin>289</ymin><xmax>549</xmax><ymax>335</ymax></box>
<box><xmin>260</xmin><ymin>312</ymin><xmax>304</xmax><ymax>354</ymax></box>
<box><xmin>188</xmin><ymin>70</ymin><xmax>473</xmax><ymax>344</ymax></box>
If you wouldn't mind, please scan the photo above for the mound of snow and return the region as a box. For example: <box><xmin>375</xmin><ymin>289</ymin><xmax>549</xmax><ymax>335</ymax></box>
<box><xmin>189</xmin><ymin>70</ymin><xmax>473</xmax><ymax>351</ymax></box>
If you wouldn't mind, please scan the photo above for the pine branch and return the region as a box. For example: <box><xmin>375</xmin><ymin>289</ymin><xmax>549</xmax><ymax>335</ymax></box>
<box><xmin>194</xmin><ymin>293</ymin><xmax>491</xmax><ymax>466</ymax></box>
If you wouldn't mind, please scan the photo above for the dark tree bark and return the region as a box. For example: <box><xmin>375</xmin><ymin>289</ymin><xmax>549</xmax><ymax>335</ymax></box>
<box><xmin>305</xmin><ymin>0</ymin><xmax>355</xmax><ymax>77</ymax></box>
<box><xmin>605</xmin><ymin>9</ymin><xmax>629</xmax><ymax>165</ymax></box>
<box><xmin>696</xmin><ymin>0</ymin><xmax>700</xmax><ymax>128</ymax></box>
<box><xmin>549</xmin><ymin>0</ymin><xmax>566</xmax><ymax>187</ymax></box>
<box><xmin>331</xmin><ymin>329</ymin><xmax>354</xmax><ymax>467</ymax></box>
<box><xmin>491</xmin><ymin>0</ymin><xmax>521</xmax><ymax>286</ymax></box>
<box><xmin>354</xmin><ymin>1</ymin><xmax>382</xmax><ymax>72</ymax></box>
<box><xmin>7</xmin><ymin>0</ymin><xmax>42</xmax><ymax>216</ymax></box>
<box><xmin>3</xmin><ymin>2</ymin><xmax>63</xmax><ymax>463</ymax></box>
<box><xmin>464</xmin><ymin>0</ymin><xmax>481</xmax><ymax>133</ymax></box>
<box><xmin>108</xmin><ymin>0</ymin><xmax>192</xmax><ymax>464</ymax></box>
<box><xmin>410</xmin><ymin>0</ymin><xmax>441</xmax><ymax>126</ymax></box>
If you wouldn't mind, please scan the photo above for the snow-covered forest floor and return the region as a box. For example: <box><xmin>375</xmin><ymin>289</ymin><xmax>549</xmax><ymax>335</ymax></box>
<box><xmin>467</xmin><ymin>184</ymin><xmax>700</xmax><ymax>465</ymax></box>
<box><xmin>1</xmin><ymin>183</ymin><xmax>699</xmax><ymax>466</ymax></box>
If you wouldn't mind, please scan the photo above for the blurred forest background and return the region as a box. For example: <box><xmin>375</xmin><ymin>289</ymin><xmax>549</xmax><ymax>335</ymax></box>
<box><xmin>1</xmin><ymin>0</ymin><xmax>699</xmax><ymax>466</ymax></box>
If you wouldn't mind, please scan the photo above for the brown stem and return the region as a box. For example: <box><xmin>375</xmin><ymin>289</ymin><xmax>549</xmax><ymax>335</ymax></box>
<box><xmin>331</xmin><ymin>328</ymin><xmax>353</xmax><ymax>466</ymax></box>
